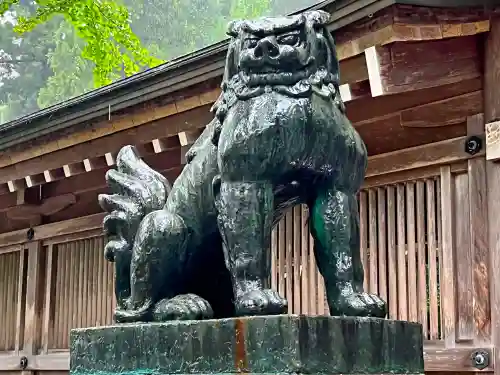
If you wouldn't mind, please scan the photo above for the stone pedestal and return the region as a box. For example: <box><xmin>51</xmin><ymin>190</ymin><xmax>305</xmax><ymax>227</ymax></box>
<box><xmin>70</xmin><ymin>315</ymin><xmax>424</xmax><ymax>375</ymax></box>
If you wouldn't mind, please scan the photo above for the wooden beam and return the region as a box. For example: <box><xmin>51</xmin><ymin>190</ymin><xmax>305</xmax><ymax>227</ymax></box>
<box><xmin>0</xmin><ymin>35</ymin><xmax>483</xmax><ymax>178</ymax></box>
<box><xmin>152</xmin><ymin>136</ymin><xmax>181</xmax><ymax>153</ymax></box>
<box><xmin>485</xmin><ymin>16</ymin><xmax>500</xmax><ymax>375</ymax></box>
<box><xmin>0</xmin><ymin>352</ymin><xmax>69</xmax><ymax>371</ymax></box>
<box><xmin>364</xmin><ymin>36</ymin><xmax>481</xmax><ymax>97</ymax></box>
<box><xmin>423</xmin><ymin>346</ymin><xmax>494</xmax><ymax>372</ymax></box>
<box><xmin>339</xmin><ymin>55</ymin><xmax>368</xmax><ymax>84</ymax></box>
<box><xmin>366</xmin><ymin>136</ymin><xmax>483</xmax><ymax>178</ymax></box>
<box><xmin>335</xmin><ymin>4</ymin><xmax>492</xmax><ymax>61</ymax></box>
<box><xmin>0</xmin><ymin>105</ymin><xmax>212</xmax><ymax>187</ymax></box>
<box><xmin>63</xmin><ymin>162</ymin><xmax>86</xmax><ymax>177</ymax></box>
<box><xmin>346</xmin><ymin>76</ymin><xmax>482</xmax><ymax>124</ymax></box>
<box><xmin>362</xmin><ymin>162</ymin><xmax>468</xmax><ymax>190</ymax></box>
<box><xmin>0</xmin><ymin>136</ymin><xmax>480</xmax><ymax>248</ymax></box>
<box><xmin>43</xmin><ymin>168</ymin><xmax>65</xmax><ymax>184</ymax></box>
<box><xmin>105</xmin><ymin>152</ymin><xmax>116</xmax><ymax>166</ymax></box>
<box><xmin>178</xmin><ymin>130</ymin><xmax>202</xmax><ymax>147</ymax></box>
<box><xmin>0</xmin><ymin>89</ymin><xmax>216</xmax><ymax>169</ymax></box>
<box><xmin>4</xmin><ymin>194</ymin><xmax>77</xmax><ymax>221</ymax></box>
<box><xmin>0</xmin><ymin>5</ymin><xmax>494</xmax><ymax>174</ymax></box>
<box><xmin>36</xmin><ymin>118</ymin><xmax>467</xmax><ymax>206</ymax></box>
<box><xmin>400</xmin><ymin>91</ymin><xmax>482</xmax><ymax>128</ymax></box>
<box><xmin>339</xmin><ymin>80</ymin><xmax>371</xmax><ymax>103</ymax></box>
<box><xmin>83</xmin><ymin>156</ymin><xmax>108</xmax><ymax>172</ymax></box>
<box><xmin>0</xmin><ymin>345</ymin><xmax>492</xmax><ymax>372</ymax></box>
<box><xmin>42</xmin><ymin>147</ymin><xmax>182</xmax><ymax>198</ymax></box>
<box><xmin>0</xmin><ymin>55</ymin><xmax>370</xmax><ymax>174</ymax></box>
<box><xmin>8</xmin><ymin>179</ymin><xmax>27</xmax><ymax>193</ymax></box>
<box><xmin>0</xmin><ymin>213</ymin><xmax>104</xmax><ymax>248</ymax></box>
<box><xmin>0</xmin><ymin>183</ymin><xmax>9</xmax><ymax>195</ymax></box>
<box><xmin>0</xmin><ymin>77</ymin><xmax>480</xmax><ymax>197</ymax></box>
<box><xmin>365</xmin><ymin>46</ymin><xmax>384</xmax><ymax>97</ymax></box>
<box><xmin>357</xmin><ymin>114</ymin><xmax>466</xmax><ymax>156</ymax></box>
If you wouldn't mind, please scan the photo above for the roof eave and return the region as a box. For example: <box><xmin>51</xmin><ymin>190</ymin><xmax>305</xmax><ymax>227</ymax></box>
<box><xmin>0</xmin><ymin>0</ymin><xmax>494</xmax><ymax>151</ymax></box>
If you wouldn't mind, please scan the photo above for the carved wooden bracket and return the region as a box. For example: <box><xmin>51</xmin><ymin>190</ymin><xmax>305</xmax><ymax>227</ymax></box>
<box><xmin>4</xmin><ymin>193</ymin><xmax>77</xmax><ymax>221</ymax></box>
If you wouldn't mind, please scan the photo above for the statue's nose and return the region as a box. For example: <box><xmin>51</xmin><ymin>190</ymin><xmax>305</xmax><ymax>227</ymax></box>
<box><xmin>255</xmin><ymin>37</ymin><xmax>279</xmax><ymax>58</ymax></box>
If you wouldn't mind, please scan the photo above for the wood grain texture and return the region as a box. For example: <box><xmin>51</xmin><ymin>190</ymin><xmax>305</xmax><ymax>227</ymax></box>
<box><xmin>0</xmin><ymin>76</ymin><xmax>480</xmax><ymax>205</ymax></box>
<box><xmin>454</xmin><ymin>172</ymin><xmax>474</xmax><ymax>343</ymax></box>
<box><xmin>366</xmin><ymin>36</ymin><xmax>481</xmax><ymax>96</ymax></box>
<box><xmin>439</xmin><ymin>166</ymin><xmax>456</xmax><ymax>347</ymax></box>
<box><xmin>23</xmin><ymin>241</ymin><xmax>43</xmax><ymax>354</ymax></box>
<box><xmin>469</xmin><ymin>156</ymin><xmax>490</xmax><ymax>341</ymax></box>
<box><xmin>400</xmin><ymin>91</ymin><xmax>482</xmax><ymax>128</ymax></box>
<box><xmin>366</xmin><ymin>136</ymin><xmax>482</xmax><ymax>178</ymax></box>
<box><xmin>0</xmin><ymin>345</ymin><xmax>491</xmax><ymax>372</ymax></box>
<box><xmin>485</xmin><ymin>17</ymin><xmax>500</xmax><ymax>375</ymax></box>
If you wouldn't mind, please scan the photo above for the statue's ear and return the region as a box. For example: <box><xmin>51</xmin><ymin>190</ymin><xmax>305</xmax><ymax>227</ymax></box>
<box><xmin>305</xmin><ymin>10</ymin><xmax>330</xmax><ymax>27</ymax></box>
<box><xmin>227</xmin><ymin>20</ymin><xmax>243</xmax><ymax>37</ymax></box>
<box><xmin>221</xmin><ymin>34</ymin><xmax>240</xmax><ymax>85</ymax></box>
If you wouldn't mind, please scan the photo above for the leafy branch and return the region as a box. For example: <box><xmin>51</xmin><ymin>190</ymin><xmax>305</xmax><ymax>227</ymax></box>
<box><xmin>0</xmin><ymin>0</ymin><xmax>165</xmax><ymax>87</ymax></box>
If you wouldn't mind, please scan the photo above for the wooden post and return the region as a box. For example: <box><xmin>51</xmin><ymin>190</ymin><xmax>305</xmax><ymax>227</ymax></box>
<box><xmin>485</xmin><ymin>15</ymin><xmax>500</xmax><ymax>375</ymax></box>
<box><xmin>41</xmin><ymin>244</ymin><xmax>54</xmax><ymax>353</ymax></box>
<box><xmin>14</xmin><ymin>249</ymin><xmax>26</xmax><ymax>354</ymax></box>
<box><xmin>23</xmin><ymin>240</ymin><xmax>44</xmax><ymax>355</ymax></box>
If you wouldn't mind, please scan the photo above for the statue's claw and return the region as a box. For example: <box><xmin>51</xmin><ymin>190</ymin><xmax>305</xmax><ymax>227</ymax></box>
<box><xmin>235</xmin><ymin>289</ymin><xmax>288</xmax><ymax>316</ymax></box>
<box><xmin>331</xmin><ymin>292</ymin><xmax>387</xmax><ymax>318</ymax></box>
<box><xmin>152</xmin><ymin>294</ymin><xmax>214</xmax><ymax>321</ymax></box>
<box><xmin>114</xmin><ymin>303</ymin><xmax>152</xmax><ymax>323</ymax></box>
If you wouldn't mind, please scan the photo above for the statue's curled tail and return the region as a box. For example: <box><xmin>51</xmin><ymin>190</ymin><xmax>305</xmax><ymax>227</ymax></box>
<box><xmin>98</xmin><ymin>145</ymin><xmax>171</xmax><ymax>309</ymax></box>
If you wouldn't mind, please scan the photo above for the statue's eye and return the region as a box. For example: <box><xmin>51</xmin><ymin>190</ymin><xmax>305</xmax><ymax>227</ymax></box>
<box><xmin>278</xmin><ymin>33</ymin><xmax>299</xmax><ymax>46</ymax></box>
<box><xmin>244</xmin><ymin>38</ymin><xmax>258</xmax><ymax>48</ymax></box>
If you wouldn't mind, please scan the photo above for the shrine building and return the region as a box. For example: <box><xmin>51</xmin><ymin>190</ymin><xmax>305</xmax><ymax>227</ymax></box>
<box><xmin>0</xmin><ymin>0</ymin><xmax>499</xmax><ymax>374</ymax></box>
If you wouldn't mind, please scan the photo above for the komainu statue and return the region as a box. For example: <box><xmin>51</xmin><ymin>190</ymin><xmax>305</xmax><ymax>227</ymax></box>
<box><xmin>98</xmin><ymin>10</ymin><xmax>387</xmax><ymax>323</ymax></box>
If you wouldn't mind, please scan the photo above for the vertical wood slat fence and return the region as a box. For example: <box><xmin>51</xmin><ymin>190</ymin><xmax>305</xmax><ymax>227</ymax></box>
<box><xmin>0</xmin><ymin>251</ymin><xmax>21</xmax><ymax>352</ymax></box>
<box><xmin>0</xmin><ymin>161</ymin><xmax>492</xmax><ymax>373</ymax></box>
<box><xmin>47</xmin><ymin>237</ymin><xmax>115</xmax><ymax>351</ymax></box>
<box><xmin>0</xmin><ymin>174</ymin><xmax>453</xmax><ymax>348</ymax></box>
<box><xmin>269</xmin><ymin>177</ymin><xmax>443</xmax><ymax>342</ymax></box>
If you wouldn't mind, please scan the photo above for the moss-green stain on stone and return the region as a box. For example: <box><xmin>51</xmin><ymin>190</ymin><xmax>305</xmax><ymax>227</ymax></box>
<box><xmin>70</xmin><ymin>315</ymin><xmax>424</xmax><ymax>375</ymax></box>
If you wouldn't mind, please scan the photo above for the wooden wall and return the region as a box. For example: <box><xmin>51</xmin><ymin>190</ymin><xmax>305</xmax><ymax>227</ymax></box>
<box><xmin>0</xmin><ymin>152</ymin><xmax>493</xmax><ymax>374</ymax></box>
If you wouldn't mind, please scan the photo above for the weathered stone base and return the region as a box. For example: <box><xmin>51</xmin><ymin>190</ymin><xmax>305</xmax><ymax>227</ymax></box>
<box><xmin>70</xmin><ymin>315</ymin><xmax>424</xmax><ymax>375</ymax></box>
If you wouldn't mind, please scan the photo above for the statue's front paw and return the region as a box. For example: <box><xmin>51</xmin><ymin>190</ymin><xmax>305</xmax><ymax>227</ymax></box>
<box><xmin>332</xmin><ymin>292</ymin><xmax>387</xmax><ymax>318</ymax></box>
<box><xmin>114</xmin><ymin>303</ymin><xmax>152</xmax><ymax>323</ymax></box>
<box><xmin>152</xmin><ymin>294</ymin><xmax>214</xmax><ymax>321</ymax></box>
<box><xmin>235</xmin><ymin>289</ymin><xmax>288</xmax><ymax>316</ymax></box>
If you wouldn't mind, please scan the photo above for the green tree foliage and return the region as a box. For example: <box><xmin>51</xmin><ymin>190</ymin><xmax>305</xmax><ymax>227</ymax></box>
<box><xmin>0</xmin><ymin>0</ymin><xmax>320</xmax><ymax>123</ymax></box>
<box><xmin>2</xmin><ymin>0</ymin><xmax>163</xmax><ymax>86</ymax></box>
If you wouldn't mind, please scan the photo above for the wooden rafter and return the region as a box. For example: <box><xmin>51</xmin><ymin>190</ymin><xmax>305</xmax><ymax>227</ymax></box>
<box><xmin>0</xmin><ymin>4</ymin><xmax>493</xmax><ymax>232</ymax></box>
<box><xmin>365</xmin><ymin>35</ymin><xmax>481</xmax><ymax>97</ymax></box>
<box><xmin>0</xmin><ymin>74</ymin><xmax>483</xmax><ymax>210</ymax></box>
<box><xmin>0</xmin><ymin>4</ymin><xmax>495</xmax><ymax>173</ymax></box>
<box><xmin>334</xmin><ymin>3</ymin><xmax>492</xmax><ymax>60</ymax></box>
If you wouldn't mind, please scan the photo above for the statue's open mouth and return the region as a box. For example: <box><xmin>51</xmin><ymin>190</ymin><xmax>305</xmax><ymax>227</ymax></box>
<box><xmin>242</xmin><ymin>60</ymin><xmax>314</xmax><ymax>87</ymax></box>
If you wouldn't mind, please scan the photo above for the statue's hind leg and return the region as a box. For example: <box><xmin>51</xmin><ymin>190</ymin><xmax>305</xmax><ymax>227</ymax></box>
<box><xmin>309</xmin><ymin>187</ymin><xmax>387</xmax><ymax>317</ymax></box>
<box><xmin>115</xmin><ymin>209</ymin><xmax>212</xmax><ymax>322</ymax></box>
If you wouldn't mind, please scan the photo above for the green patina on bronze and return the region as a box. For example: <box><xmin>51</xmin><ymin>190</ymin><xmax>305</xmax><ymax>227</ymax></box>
<box><xmin>70</xmin><ymin>315</ymin><xmax>424</xmax><ymax>375</ymax></box>
<box><xmin>98</xmin><ymin>9</ymin><xmax>386</xmax><ymax>326</ymax></box>
<box><xmin>77</xmin><ymin>9</ymin><xmax>425</xmax><ymax>375</ymax></box>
